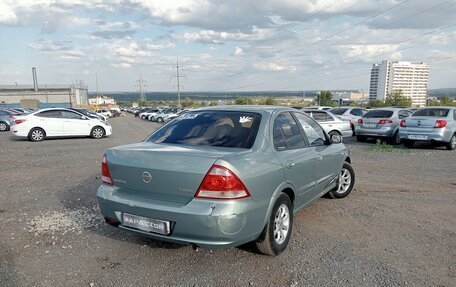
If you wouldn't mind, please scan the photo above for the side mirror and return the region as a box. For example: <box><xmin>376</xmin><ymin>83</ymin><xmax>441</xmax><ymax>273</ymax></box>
<box><xmin>330</xmin><ymin>134</ymin><xmax>342</xmax><ymax>144</ymax></box>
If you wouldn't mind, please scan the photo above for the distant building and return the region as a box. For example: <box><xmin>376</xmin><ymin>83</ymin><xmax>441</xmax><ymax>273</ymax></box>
<box><xmin>88</xmin><ymin>96</ymin><xmax>116</xmax><ymax>105</ymax></box>
<box><xmin>369</xmin><ymin>60</ymin><xmax>429</xmax><ymax>107</ymax></box>
<box><xmin>0</xmin><ymin>85</ymin><xmax>88</xmax><ymax>109</ymax></box>
<box><xmin>0</xmin><ymin>68</ymin><xmax>88</xmax><ymax>109</ymax></box>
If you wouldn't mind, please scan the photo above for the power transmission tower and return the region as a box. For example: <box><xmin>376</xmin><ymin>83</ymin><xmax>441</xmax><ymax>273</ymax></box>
<box><xmin>136</xmin><ymin>74</ymin><xmax>147</xmax><ymax>103</ymax></box>
<box><xmin>171</xmin><ymin>59</ymin><xmax>186</xmax><ymax>107</ymax></box>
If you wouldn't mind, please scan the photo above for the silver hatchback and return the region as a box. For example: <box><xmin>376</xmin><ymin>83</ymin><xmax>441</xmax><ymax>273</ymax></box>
<box><xmin>356</xmin><ymin>108</ymin><xmax>413</xmax><ymax>144</ymax></box>
<box><xmin>399</xmin><ymin>107</ymin><xmax>456</xmax><ymax>150</ymax></box>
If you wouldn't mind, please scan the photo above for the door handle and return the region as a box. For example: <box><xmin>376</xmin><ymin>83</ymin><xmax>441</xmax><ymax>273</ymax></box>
<box><xmin>285</xmin><ymin>161</ymin><xmax>295</xmax><ymax>168</ymax></box>
<box><xmin>318</xmin><ymin>155</ymin><xmax>323</xmax><ymax>161</ymax></box>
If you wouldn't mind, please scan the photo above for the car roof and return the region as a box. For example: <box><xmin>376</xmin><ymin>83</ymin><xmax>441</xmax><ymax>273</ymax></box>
<box><xmin>193</xmin><ymin>105</ymin><xmax>294</xmax><ymax>113</ymax></box>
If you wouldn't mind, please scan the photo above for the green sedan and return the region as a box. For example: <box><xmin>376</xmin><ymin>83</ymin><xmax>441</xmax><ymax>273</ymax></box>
<box><xmin>97</xmin><ymin>106</ymin><xmax>355</xmax><ymax>256</ymax></box>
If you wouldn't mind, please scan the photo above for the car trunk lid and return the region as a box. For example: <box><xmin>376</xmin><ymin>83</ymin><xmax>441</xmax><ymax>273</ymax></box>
<box><xmin>105</xmin><ymin>142</ymin><xmax>243</xmax><ymax>204</ymax></box>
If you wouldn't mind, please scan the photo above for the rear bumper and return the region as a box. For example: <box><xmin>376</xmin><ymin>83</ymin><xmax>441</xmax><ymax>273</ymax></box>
<box><xmin>399</xmin><ymin>129</ymin><xmax>453</xmax><ymax>143</ymax></box>
<box><xmin>355</xmin><ymin>126</ymin><xmax>396</xmax><ymax>138</ymax></box>
<box><xmin>10</xmin><ymin>125</ymin><xmax>29</xmax><ymax>137</ymax></box>
<box><xmin>96</xmin><ymin>184</ymin><xmax>267</xmax><ymax>248</ymax></box>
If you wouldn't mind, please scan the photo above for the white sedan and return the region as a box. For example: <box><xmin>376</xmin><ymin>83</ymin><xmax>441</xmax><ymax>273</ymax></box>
<box><xmin>10</xmin><ymin>108</ymin><xmax>112</xmax><ymax>142</ymax></box>
<box><xmin>302</xmin><ymin>109</ymin><xmax>353</xmax><ymax>138</ymax></box>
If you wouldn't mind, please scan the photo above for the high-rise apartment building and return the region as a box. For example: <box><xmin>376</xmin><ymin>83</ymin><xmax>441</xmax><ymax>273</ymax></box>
<box><xmin>369</xmin><ymin>60</ymin><xmax>429</xmax><ymax>107</ymax></box>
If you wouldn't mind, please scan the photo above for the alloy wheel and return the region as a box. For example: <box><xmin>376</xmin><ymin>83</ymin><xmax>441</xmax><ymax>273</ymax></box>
<box><xmin>0</xmin><ymin>122</ymin><xmax>7</xmax><ymax>131</ymax></box>
<box><xmin>273</xmin><ymin>204</ymin><xmax>290</xmax><ymax>245</ymax></box>
<box><xmin>93</xmin><ymin>128</ymin><xmax>104</xmax><ymax>138</ymax></box>
<box><xmin>336</xmin><ymin>168</ymin><xmax>352</xmax><ymax>194</ymax></box>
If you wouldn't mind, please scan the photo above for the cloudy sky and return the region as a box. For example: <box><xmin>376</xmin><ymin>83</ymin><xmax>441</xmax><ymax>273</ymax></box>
<box><xmin>0</xmin><ymin>0</ymin><xmax>455</xmax><ymax>92</ymax></box>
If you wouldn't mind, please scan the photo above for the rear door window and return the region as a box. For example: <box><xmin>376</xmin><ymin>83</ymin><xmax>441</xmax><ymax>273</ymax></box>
<box><xmin>307</xmin><ymin>111</ymin><xmax>333</xmax><ymax>122</ymax></box>
<box><xmin>147</xmin><ymin>111</ymin><xmax>261</xmax><ymax>149</ymax></box>
<box><xmin>350</xmin><ymin>109</ymin><xmax>365</xmax><ymax>116</ymax></box>
<box><xmin>364</xmin><ymin>110</ymin><xmax>394</xmax><ymax>118</ymax></box>
<box><xmin>61</xmin><ymin>111</ymin><xmax>83</xmax><ymax>119</ymax></box>
<box><xmin>273</xmin><ymin>112</ymin><xmax>306</xmax><ymax>150</ymax></box>
<box><xmin>329</xmin><ymin>108</ymin><xmax>348</xmax><ymax>115</ymax></box>
<box><xmin>36</xmin><ymin>110</ymin><xmax>62</xmax><ymax>118</ymax></box>
<box><xmin>398</xmin><ymin>110</ymin><xmax>410</xmax><ymax>119</ymax></box>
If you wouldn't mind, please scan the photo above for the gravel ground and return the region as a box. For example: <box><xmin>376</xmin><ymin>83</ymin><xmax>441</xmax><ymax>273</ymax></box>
<box><xmin>0</xmin><ymin>114</ymin><xmax>455</xmax><ymax>287</ymax></box>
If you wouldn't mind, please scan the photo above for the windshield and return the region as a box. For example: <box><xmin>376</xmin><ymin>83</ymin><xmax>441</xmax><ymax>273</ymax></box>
<box><xmin>364</xmin><ymin>110</ymin><xmax>394</xmax><ymax>118</ymax></box>
<box><xmin>147</xmin><ymin>111</ymin><xmax>261</xmax><ymax>148</ymax></box>
<box><xmin>413</xmin><ymin>108</ymin><xmax>449</xmax><ymax>117</ymax></box>
<box><xmin>329</xmin><ymin>108</ymin><xmax>348</xmax><ymax>115</ymax></box>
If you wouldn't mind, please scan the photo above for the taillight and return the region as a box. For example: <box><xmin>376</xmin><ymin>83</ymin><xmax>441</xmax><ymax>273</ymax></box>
<box><xmin>378</xmin><ymin>119</ymin><xmax>393</xmax><ymax>124</ymax></box>
<box><xmin>14</xmin><ymin>119</ymin><xmax>27</xmax><ymax>125</ymax></box>
<box><xmin>358</xmin><ymin>119</ymin><xmax>363</xmax><ymax>124</ymax></box>
<box><xmin>101</xmin><ymin>154</ymin><xmax>113</xmax><ymax>185</ymax></box>
<box><xmin>434</xmin><ymin>120</ymin><xmax>447</xmax><ymax>128</ymax></box>
<box><xmin>400</xmin><ymin>120</ymin><xmax>406</xmax><ymax>127</ymax></box>
<box><xmin>195</xmin><ymin>165</ymin><xmax>250</xmax><ymax>200</ymax></box>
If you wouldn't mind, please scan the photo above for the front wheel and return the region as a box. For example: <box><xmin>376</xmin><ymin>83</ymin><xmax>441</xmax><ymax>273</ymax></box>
<box><xmin>157</xmin><ymin>117</ymin><xmax>164</xmax><ymax>123</ymax></box>
<box><xmin>91</xmin><ymin>126</ymin><xmax>105</xmax><ymax>139</ymax></box>
<box><xmin>446</xmin><ymin>134</ymin><xmax>456</xmax><ymax>150</ymax></box>
<box><xmin>255</xmin><ymin>193</ymin><xmax>293</xmax><ymax>256</ymax></box>
<box><xmin>327</xmin><ymin>162</ymin><xmax>355</xmax><ymax>199</ymax></box>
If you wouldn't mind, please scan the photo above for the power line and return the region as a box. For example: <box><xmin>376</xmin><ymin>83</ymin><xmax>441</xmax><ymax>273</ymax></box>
<box><xmin>312</xmin><ymin>0</ymin><xmax>410</xmax><ymax>44</ymax></box>
<box><xmin>135</xmin><ymin>74</ymin><xmax>147</xmax><ymax>102</ymax></box>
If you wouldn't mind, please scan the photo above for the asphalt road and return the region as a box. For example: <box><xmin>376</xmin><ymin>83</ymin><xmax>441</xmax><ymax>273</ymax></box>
<box><xmin>0</xmin><ymin>114</ymin><xmax>455</xmax><ymax>286</ymax></box>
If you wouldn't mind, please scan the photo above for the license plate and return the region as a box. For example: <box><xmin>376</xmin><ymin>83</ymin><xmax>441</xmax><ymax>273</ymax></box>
<box><xmin>408</xmin><ymin>135</ymin><xmax>428</xmax><ymax>140</ymax></box>
<box><xmin>364</xmin><ymin>123</ymin><xmax>377</xmax><ymax>128</ymax></box>
<box><xmin>123</xmin><ymin>213</ymin><xmax>171</xmax><ymax>235</ymax></box>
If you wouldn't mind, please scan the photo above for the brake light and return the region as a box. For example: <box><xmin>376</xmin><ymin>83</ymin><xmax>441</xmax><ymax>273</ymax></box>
<box><xmin>378</xmin><ymin>119</ymin><xmax>393</xmax><ymax>124</ymax></box>
<box><xmin>400</xmin><ymin>120</ymin><xmax>406</xmax><ymax>127</ymax></box>
<box><xmin>14</xmin><ymin>119</ymin><xmax>27</xmax><ymax>125</ymax></box>
<box><xmin>358</xmin><ymin>119</ymin><xmax>363</xmax><ymax>124</ymax></box>
<box><xmin>101</xmin><ymin>154</ymin><xmax>113</xmax><ymax>185</ymax></box>
<box><xmin>434</xmin><ymin>120</ymin><xmax>447</xmax><ymax>128</ymax></box>
<box><xmin>195</xmin><ymin>165</ymin><xmax>250</xmax><ymax>199</ymax></box>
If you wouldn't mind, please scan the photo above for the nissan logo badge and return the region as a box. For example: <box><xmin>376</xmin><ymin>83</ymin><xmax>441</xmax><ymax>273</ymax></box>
<box><xmin>142</xmin><ymin>171</ymin><xmax>152</xmax><ymax>183</ymax></box>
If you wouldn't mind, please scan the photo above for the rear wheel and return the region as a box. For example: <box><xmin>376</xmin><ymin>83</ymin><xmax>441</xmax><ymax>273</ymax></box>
<box><xmin>28</xmin><ymin>128</ymin><xmax>45</xmax><ymax>142</ymax></box>
<box><xmin>327</xmin><ymin>162</ymin><xmax>355</xmax><ymax>199</ymax></box>
<box><xmin>389</xmin><ymin>131</ymin><xmax>401</xmax><ymax>145</ymax></box>
<box><xmin>0</xmin><ymin>121</ymin><xmax>9</xmax><ymax>131</ymax></box>
<box><xmin>91</xmin><ymin>126</ymin><xmax>105</xmax><ymax>139</ymax></box>
<box><xmin>446</xmin><ymin>134</ymin><xmax>456</xmax><ymax>150</ymax></box>
<box><xmin>256</xmin><ymin>193</ymin><xmax>293</xmax><ymax>256</ymax></box>
<box><xmin>403</xmin><ymin>140</ymin><xmax>414</xmax><ymax>148</ymax></box>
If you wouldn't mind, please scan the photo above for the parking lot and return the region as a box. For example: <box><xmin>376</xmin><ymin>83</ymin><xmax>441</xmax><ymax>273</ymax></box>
<box><xmin>0</xmin><ymin>114</ymin><xmax>455</xmax><ymax>286</ymax></box>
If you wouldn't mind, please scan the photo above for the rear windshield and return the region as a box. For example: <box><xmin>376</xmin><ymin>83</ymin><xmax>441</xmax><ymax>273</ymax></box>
<box><xmin>329</xmin><ymin>108</ymin><xmax>348</xmax><ymax>115</ymax></box>
<box><xmin>413</xmin><ymin>108</ymin><xmax>449</xmax><ymax>117</ymax></box>
<box><xmin>364</xmin><ymin>110</ymin><xmax>394</xmax><ymax>118</ymax></box>
<box><xmin>147</xmin><ymin>111</ymin><xmax>262</xmax><ymax>148</ymax></box>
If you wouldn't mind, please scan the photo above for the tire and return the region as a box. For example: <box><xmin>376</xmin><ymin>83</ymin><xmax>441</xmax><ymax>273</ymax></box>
<box><xmin>28</xmin><ymin>128</ymin><xmax>45</xmax><ymax>142</ymax></box>
<box><xmin>328</xmin><ymin>130</ymin><xmax>341</xmax><ymax>137</ymax></box>
<box><xmin>403</xmin><ymin>140</ymin><xmax>414</xmax><ymax>148</ymax></box>
<box><xmin>91</xmin><ymin>126</ymin><xmax>105</xmax><ymax>139</ymax></box>
<box><xmin>256</xmin><ymin>193</ymin><xmax>293</xmax><ymax>256</ymax></box>
<box><xmin>446</xmin><ymin>134</ymin><xmax>456</xmax><ymax>150</ymax></box>
<box><xmin>157</xmin><ymin>117</ymin><xmax>164</xmax><ymax>123</ymax></box>
<box><xmin>327</xmin><ymin>162</ymin><xmax>355</xmax><ymax>199</ymax></box>
<box><xmin>0</xmin><ymin>121</ymin><xmax>9</xmax><ymax>132</ymax></box>
<box><xmin>356</xmin><ymin>135</ymin><xmax>366</xmax><ymax>142</ymax></box>
<box><xmin>389</xmin><ymin>131</ymin><xmax>401</xmax><ymax>145</ymax></box>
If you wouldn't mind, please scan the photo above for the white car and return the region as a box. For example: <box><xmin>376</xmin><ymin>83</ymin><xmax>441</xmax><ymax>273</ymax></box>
<box><xmin>10</xmin><ymin>108</ymin><xmax>112</xmax><ymax>142</ymax></box>
<box><xmin>302</xmin><ymin>109</ymin><xmax>353</xmax><ymax>138</ymax></box>
<box><xmin>152</xmin><ymin>108</ymin><xmax>183</xmax><ymax>123</ymax></box>
<box><xmin>95</xmin><ymin>109</ymin><xmax>112</xmax><ymax>119</ymax></box>
<box><xmin>329</xmin><ymin>107</ymin><xmax>368</xmax><ymax>134</ymax></box>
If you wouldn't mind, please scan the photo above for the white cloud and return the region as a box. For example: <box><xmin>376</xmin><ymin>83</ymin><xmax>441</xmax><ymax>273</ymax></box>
<box><xmin>254</xmin><ymin>62</ymin><xmax>297</xmax><ymax>72</ymax></box>
<box><xmin>234</xmin><ymin>47</ymin><xmax>244</xmax><ymax>56</ymax></box>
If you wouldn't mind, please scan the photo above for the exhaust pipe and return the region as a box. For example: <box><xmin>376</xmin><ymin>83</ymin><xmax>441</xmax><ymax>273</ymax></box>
<box><xmin>32</xmin><ymin>67</ymin><xmax>38</xmax><ymax>91</ymax></box>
